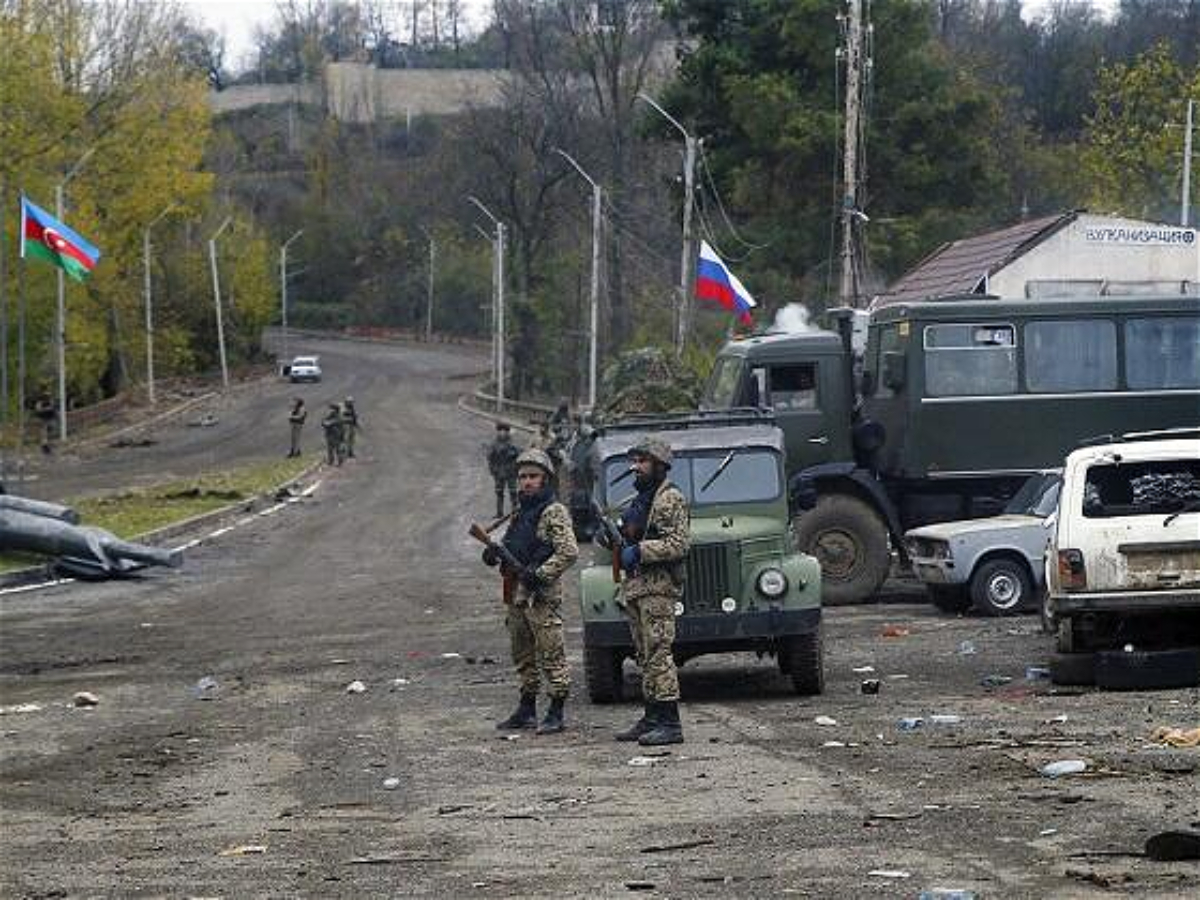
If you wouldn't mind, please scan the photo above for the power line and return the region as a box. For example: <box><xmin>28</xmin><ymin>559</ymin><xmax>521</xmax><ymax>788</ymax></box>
<box><xmin>697</xmin><ymin>143</ymin><xmax>769</xmax><ymax>253</ymax></box>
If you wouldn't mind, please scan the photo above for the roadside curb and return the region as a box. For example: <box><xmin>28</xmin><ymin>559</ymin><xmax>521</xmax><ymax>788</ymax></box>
<box><xmin>456</xmin><ymin>395</ymin><xmax>537</xmax><ymax>435</ymax></box>
<box><xmin>0</xmin><ymin>459</ymin><xmax>324</xmax><ymax>593</ymax></box>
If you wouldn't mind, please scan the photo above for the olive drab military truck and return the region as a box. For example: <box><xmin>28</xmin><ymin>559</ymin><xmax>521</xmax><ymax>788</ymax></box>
<box><xmin>702</xmin><ymin>295</ymin><xmax>1200</xmax><ymax>605</ymax></box>
<box><xmin>577</xmin><ymin>411</ymin><xmax>824</xmax><ymax>702</ymax></box>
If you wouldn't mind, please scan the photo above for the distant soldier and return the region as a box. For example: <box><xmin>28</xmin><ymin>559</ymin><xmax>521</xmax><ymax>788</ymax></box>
<box><xmin>481</xmin><ymin>448</ymin><xmax>579</xmax><ymax>734</ymax></box>
<box><xmin>549</xmin><ymin>399</ymin><xmax>572</xmax><ymax>444</ymax></box>
<box><xmin>33</xmin><ymin>391</ymin><xmax>55</xmax><ymax>455</ymax></box>
<box><xmin>613</xmin><ymin>437</ymin><xmax>691</xmax><ymax>746</ymax></box>
<box><xmin>287</xmin><ymin>398</ymin><xmax>307</xmax><ymax>458</ymax></box>
<box><xmin>486</xmin><ymin>422</ymin><xmax>520</xmax><ymax>517</ymax></box>
<box><xmin>321</xmin><ymin>403</ymin><xmax>345</xmax><ymax>466</ymax></box>
<box><xmin>342</xmin><ymin>396</ymin><xmax>360</xmax><ymax>458</ymax></box>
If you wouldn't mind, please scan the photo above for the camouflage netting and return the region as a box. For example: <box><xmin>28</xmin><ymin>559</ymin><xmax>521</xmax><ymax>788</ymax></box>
<box><xmin>598</xmin><ymin>348</ymin><xmax>702</xmax><ymax>419</ymax></box>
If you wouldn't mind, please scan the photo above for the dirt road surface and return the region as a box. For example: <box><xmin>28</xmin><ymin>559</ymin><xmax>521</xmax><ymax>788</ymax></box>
<box><xmin>2</xmin><ymin>339</ymin><xmax>1198</xmax><ymax>898</ymax></box>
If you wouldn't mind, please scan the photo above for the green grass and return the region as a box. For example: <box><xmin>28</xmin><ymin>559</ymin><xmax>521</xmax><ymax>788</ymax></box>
<box><xmin>0</xmin><ymin>454</ymin><xmax>315</xmax><ymax>573</ymax></box>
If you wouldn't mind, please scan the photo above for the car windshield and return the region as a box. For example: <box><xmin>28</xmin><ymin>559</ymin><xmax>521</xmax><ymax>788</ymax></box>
<box><xmin>701</xmin><ymin>356</ymin><xmax>745</xmax><ymax>409</ymax></box>
<box><xmin>293</xmin><ymin>357</ymin><xmax>317</xmax><ymax>366</ymax></box>
<box><xmin>1003</xmin><ymin>472</ymin><xmax>1061</xmax><ymax>518</ymax></box>
<box><xmin>601</xmin><ymin>449</ymin><xmax>781</xmax><ymax>509</ymax></box>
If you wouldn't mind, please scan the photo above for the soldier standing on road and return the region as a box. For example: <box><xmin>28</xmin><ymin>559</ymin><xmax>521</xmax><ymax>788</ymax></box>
<box><xmin>321</xmin><ymin>403</ymin><xmax>345</xmax><ymax>466</ymax></box>
<box><xmin>614</xmin><ymin>438</ymin><xmax>691</xmax><ymax>746</ymax></box>
<box><xmin>482</xmin><ymin>448</ymin><xmax>579</xmax><ymax>735</ymax></box>
<box><xmin>287</xmin><ymin>398</ymin><xmax>307</xmax><ymax>458</ymax></box>
<box><xmin>486</xmin><ymin>422</ymin><xmax>520</xmax><ymax>518</ymax></box>
<box><xmin>342</xmin><ymin>396</ymin><xmax>360</xmax><ymax>458</ymax></box>
<box><xmin>33</xmin><ymin>391</ymin><xmax>56</xmax><ymax>455</ymax></box>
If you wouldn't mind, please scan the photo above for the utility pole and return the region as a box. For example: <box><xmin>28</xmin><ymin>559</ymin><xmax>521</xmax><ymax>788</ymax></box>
<box><xmin>280</xmin><ymin>229</ymin><xmax>304</xmax><ymax>363</ymax></box>
<box><xmin>468</xmin><ymin>196</ymin><xmax>506</xmax><ymax>409</ymax></box>
<box><xmin>637</xmin><ymin>92</ymin><xmax>698</xmax><ymax>355</ymax></box>
<box><xmin>472</xmin><ymin>223</ymin><xmax>497</xmax><ymax>395</ymax></box>
<box><xmin>420</xmin><ymin>226</ymin><xmax>436</xmax><ymax>342</ymax></box>
<box><xmin>1183</xmin><ymin>98</ymin><xmax>1194</xmax><ymax>227</ymax></box>
<box><xmin>143</xmin><ymin>204</ymin><xmax>176</xmax><ymax>407</ymax></box>
<box><xmin>208</xmin><ymin>217</ymin><xmax>233</xmax><ymax>390</ymax></box>
<box><xmin>838</xmin><ymin>0</ymin><xmax>868</xmax><ymax>309</ymax></box>
<box><xmin>553</xmin><ymin>148</ymin><xmax>603</xmax><ymax>409</ymax></box>
<box><xmin>54</xmin><ymin>147</ymin><xmax>94</xmax><ymax>440</ymax></box>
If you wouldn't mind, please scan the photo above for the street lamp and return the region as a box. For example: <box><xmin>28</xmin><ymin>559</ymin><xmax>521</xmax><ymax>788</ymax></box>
<box><xmin>208</xmin><ymin>216</ymin><xmax>233</xmax><ymax>390</ymax></box>
<box><xmin>419</xmin><ymin>226</ymin><xmax>436</xmax><ymax>343</ymax></box>
<box><xmin>280</xmin><ymin>229</ymin><xmax>304</xmax><ymax>363</ymax></box>
<box><xmin>637</xmin><ymin>92</ymin><xmax>697</xmax><ymax>355</ymax></box>
<box><xmin>143</xmin><ymin>203</ymin><xmax>177</xmax><ymax>406</ymax></box>
<box><xmin>468</xmin><ymin>196</ymin><xmax>506</xmax><ymax>410</ymax></box>
<box><xmin>553</xmin><ymin>148</ymin><xmax>603</xmax><ymax>410</ymax></box>
<box><xmin>54</xmin><ymin>146</ymin><xmax>95</xmax><ymax>440</ymax></box>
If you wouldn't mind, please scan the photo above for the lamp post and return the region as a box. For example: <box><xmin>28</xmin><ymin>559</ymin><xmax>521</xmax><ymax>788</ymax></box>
<box><xmin>419</xmin><ymin>226</ymin><xmax>436</xmax><ymax>342</ymax></box>
<box><xmin>553</xmin><ymin>148</ymin><xmax>603</xmax><ymax>410</ymax></box>
<box><xmin>208</xmin><ymin>216</ymin><xmax>233</xmax><ymax>390</ymax></box>
<box><xmin>472</xmin><ymin>222</ymin><xmax>499</xmax><ymax>393</ymax></box>
<box><xmin>280</xmin><ymin>229</ymin><xmax>304</xmax><ymax>363</ymax></box>
<box><xmin>54</xmin><ymin>146</ymin><xmax>95</xmax><ymax>439</ymax></box>
<box><xmin>143</xmin><ymin>203</ymin><xmax>176</xmax><ymax>406</ymax></box>
<box><xmin>468</xmin><ymin>196</ymin><xmax>506</xmax><ymax>410</ymax></box>
<box><xmin>637</xmin><ymin>92</ymin><xmax>697</xmax><ymax>355</ymax></box>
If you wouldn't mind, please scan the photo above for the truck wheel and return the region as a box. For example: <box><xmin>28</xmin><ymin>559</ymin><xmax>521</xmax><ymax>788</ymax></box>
<box><xmin>969</xmin><ymin>557</ymin><xmax>1033</xmax><ymax>617</ymax></box>
<box><xmin>779</xmin><ymin>629</ymin><xmax>824</xmax><ymax>696</ymax></box>
<box><xmin>1049</xmin><ymin>652</ymin><xmax>1096</xmax><ymax>686</ymax></box>
<box><xmin>584</xmin><ymin>646</ymin><xmax>624</xmax><ymax>704</ymax></box>
<box><xmin>927</xmin><ymin>585</ymin><xmax>971</xmax><ymax>614</ymax></box>
<box><xmin>792</xmin><ymin>494</ymin><xmax>890</xmax><ymax>605</ymax></box>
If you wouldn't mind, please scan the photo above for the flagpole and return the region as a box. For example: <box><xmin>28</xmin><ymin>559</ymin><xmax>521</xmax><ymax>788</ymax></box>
<box><xmin>468</xmin><ymin>196</ymin><xmax>506</xmax><ymax>411</ymax></box>
<box><xmin>1</xmin><ymin>178</ymin><xmax>9</xmax><ymax>433</ymax></box>
<box><xmin>54</xmin><ymin>147</ymin><xmax>95</xmax><ymax>441</ymax></box>
<box><xmin>143</xmin><ymin>204</ymin><xmax>176</xmax><ymax>407</ymax></box>
<box><xmin>208</xmin><ymin>217</ymin><xmax>233</xmax><ymax>391</ymax></box>
<box><xmin>17</xmin><ymin>187</ymin><xmax>27</xmax><ymax>452</ymax></box>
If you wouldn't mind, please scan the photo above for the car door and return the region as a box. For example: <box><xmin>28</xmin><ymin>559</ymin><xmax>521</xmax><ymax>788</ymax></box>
<box><xmin>751</xmin><ymin>362</ymin><xmax>833</xmax><ymax>469</ymax></box>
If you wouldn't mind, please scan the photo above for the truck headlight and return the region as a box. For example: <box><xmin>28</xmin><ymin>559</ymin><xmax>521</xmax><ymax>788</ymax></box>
<box><xmin>756</xmin><ymin>568</ymin><xmax>788</xmax><ymax>598</ymax></box>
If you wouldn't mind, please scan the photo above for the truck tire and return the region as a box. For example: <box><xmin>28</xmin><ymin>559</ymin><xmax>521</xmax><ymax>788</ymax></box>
<box><xmin>779</xmin><ymin>629</ymin><xmax>824</xmax><ymax>695</ymax></box>
<box><xmin>792</xmin><ymin>494</ymin><xmax>890</xmax><ymax>605</ymax></box>
<box><xmin>969</xmin><ymin>557</ymin><xmax>1033</xmax><ymax>617</ymax></box>
<box><xmin>1049</xmin><ymin>652</ymin><xmax>1096</xmax><ymax>686</ymax></box>
<box><xmin>927</xmin><ymin>585</ymin><xmax>971</xmax><ymax>614</ymax></box>
<box><xmin>1095</xmin><ymin>648</ymin><xmax>1200</xmax><ymax>691</ymax></box>
<box><xmin>584</xmin><ymin>646</ymin><xmax>624</xmax><ymax>704</ymax></box>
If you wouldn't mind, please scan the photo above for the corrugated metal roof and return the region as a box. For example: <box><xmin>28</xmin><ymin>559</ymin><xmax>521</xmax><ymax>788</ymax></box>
<box><xmin>873</xmin><ymin>212</ymin><xmax>1077</xmax><ymax>307</ymax></box>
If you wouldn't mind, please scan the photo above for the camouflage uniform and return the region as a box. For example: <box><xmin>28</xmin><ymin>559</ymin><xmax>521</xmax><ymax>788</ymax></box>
<box><xmin>321</xmin><ymin>404</ymin><xmax>345</xmax><ymax>466</ymax></box>
<box><xmin>287</xmin><ymin>399</ymin><xmax>307</xmax><ymax>457</ymax></box>
<box><xmin>486</xmin><ymin>425</ymin><xmax>520</xmax><ymax>517</ymax></box>
<box><xmin>341</xmin><ymin>398</ymin><xmax>359</xmax><ymax>458</ymax></box>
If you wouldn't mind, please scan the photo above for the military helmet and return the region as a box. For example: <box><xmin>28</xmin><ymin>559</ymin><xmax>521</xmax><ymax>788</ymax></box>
<box><xmin>516</xmin><ymin>448</ymin><xmax>555</xmax><ymax>475</ymax></box>
<box><xmin>630</xmin><ymin>437</ymin><xmax>673</xmax><ymax>469</ymax></box>
<box><xmin>345</xmin><ymin>396</ymin><xmax>355</xmax><ymax>404</ymax></box>
<box><xmin>496</xmin><ymin>421</ymin><xmax>511</xmax><ymax>432</ymax></box>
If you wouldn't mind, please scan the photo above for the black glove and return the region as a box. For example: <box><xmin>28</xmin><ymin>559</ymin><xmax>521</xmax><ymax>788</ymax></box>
<box><xmin>482</xmin><ymin>546</ymin><xmax>500</xmax><ymax>567</ymax></box>
<box><xmin>520</xmin><ymin>566</ymin><xmax>544</xmax><ymax>592</ymax></box>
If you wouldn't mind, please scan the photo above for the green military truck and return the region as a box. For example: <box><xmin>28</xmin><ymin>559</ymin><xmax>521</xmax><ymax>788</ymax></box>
<box><xmin>703</xmin><ymin>295</ymin><xmax>1200</xmax><ymax>604</ymax></box>
<box><xmin>577</xmin><ymin>411</ymin><xmax>824</xmax><ymax>702</ymax></box>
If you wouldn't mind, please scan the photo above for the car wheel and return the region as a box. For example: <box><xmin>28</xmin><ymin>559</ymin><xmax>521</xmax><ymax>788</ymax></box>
<box><xmin>969</xmin><ymin>557</ymin><xmax>1033</xmax><ymax>617</ymax></box>
<box><xmin>584</xmin><ymin>646</ymin><xmax>624</xmax><ymax>704</ymax></box>
<box><xmin>792</xmin><ymin>494</ymin><xmax>890</xmax><ymax>606</ymax></box>
<box><xmin>779</xmin><ymin>629</ymin><xmax>824</xmax><ymax>696</ymax></box>
<box><xmin>927</xmin><ymin>585</ymin><xmax>972</xmax><ymax>614</ymax></box>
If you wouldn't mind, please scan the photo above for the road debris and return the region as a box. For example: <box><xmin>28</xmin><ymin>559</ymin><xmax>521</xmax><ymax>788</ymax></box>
<box><xmin>861</xmin><ymin>679</ymin><xmax>881</xmax><ymax>695</ymax></box>
<box><xmin>852</xmin><ymin>665</ymin><xmax>876</xmax><ymax>674</ymax></box>
<box><xmin>929</xmin><ymin>714</ymin><xmax>962</xmax><ymax>726</ymax></box>
<box><xmin>628</xmin><ymin>755</ymin><xmax>667</xmax><ymax>767</ymax></box>
<box><xmin>382</xmin><ymin>777</ymin><xmax>401</xmax><ymax>790</ymax></box>
<box><xmin>71</xmin><ymin>691</ymin><xmax>100</xmax><ymax>708</ymax></box>
<box><xmin>641</xmin><ymin>838</ymin><xmax>715</xmax><ymax>854</ymax></box>
<box><xmin>958</xmin><ymin>640</ymin><xmax>976</xmax><ymax>655</ymax></box>
<box><xmin>1040</xmin><ymin>759</ymin><xmax>1088</xmax><ymax>778</ymax></box>
<box><xmin>868</xmin><ymin>869</ymin><xmax>912</xmax><ymax>879</ymax></box>
<box><xmin>1025</xmin><ymin>666</ymin><xmax>1051</xmax><ymax>682</ymax></box>
<box><xmin>814</xmin><ymin>715</ymin><xmax>838</xmax><ymax>726</ymax></box>
<box><xmin>1151</xmin><ymin>726</ymin><xmax>1200</xmax><ymax>748</ymax></box>
<box><xmin>980</xmin><ymin>674</ymin><xmax>1013</xmax><ymax>688</ymax></box>
<box><xmin>192</xmin><ymin>676</ymin><xmax>219</xmax><ymax>698</ymax></box>
<box><xmin>345</xmin><ymin>680</ymin><xmax>367</xmax><ymax>694</ymax></box>
<box><xmin>0</xmin><ymin>703</ymin><xmax>43</xmax><ymax>715</ymax></box>
<box><xmin>898</xmin><ymin>717</ymin><xmax>925</xmax><ymax>731</ymax></box>
<box><xmin>881</xmin><ymin>625</ymin><xmax>910</xmax><ymax>638</ymax></box>
<box><xmin>918</xmin><ymin>890</ymin><xmax>977</xmax><ymax>899</ymax></box>
<box><xmin>219</xmin><ymin>844</ymin><xmax>267</xmax><ymax>856</ymax></box>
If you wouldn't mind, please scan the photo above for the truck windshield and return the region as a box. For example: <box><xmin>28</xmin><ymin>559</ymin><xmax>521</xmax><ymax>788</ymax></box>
<box><xmin>602</xmin><ymin>450</ymin><xmax>781</xmax><ymax>509</ymax></box>
<box><xmin>702</xmin><ymin>356</ymin><xmax>745</xmax><ymax>408</ymax></box>
<box><xmin>1003</xmin><ymin>472</ymin><xmax>1061</xmax><ymax>517</ymax></box>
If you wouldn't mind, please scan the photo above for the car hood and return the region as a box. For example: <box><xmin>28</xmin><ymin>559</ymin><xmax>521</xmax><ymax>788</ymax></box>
<box><xmin>690</xmin><ymin>514</ymin><xmax>783</xmax><ymax>546</ymax></box>
<box><xmin>907</xmin><ymin>515</ymin><xmax>1044</xmax><ymax>542</ymax></box>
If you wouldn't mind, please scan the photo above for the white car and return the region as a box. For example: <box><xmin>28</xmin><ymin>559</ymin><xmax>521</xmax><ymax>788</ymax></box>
<box><xmin>1046</xmin><ymin>429</ymin><xmax>1200</xmax><ymax>655</ymax></box>
<box><xmin>288</xmin><ymin>355</ymin><xmax>322</xmax><ymax>383</ymax></box>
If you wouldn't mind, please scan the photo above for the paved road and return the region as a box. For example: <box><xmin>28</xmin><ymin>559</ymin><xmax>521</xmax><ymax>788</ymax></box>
<box><xmin>1</xmin><ymin>339</ymin><xmax>1196</xmax><ymax>898</ymax></box>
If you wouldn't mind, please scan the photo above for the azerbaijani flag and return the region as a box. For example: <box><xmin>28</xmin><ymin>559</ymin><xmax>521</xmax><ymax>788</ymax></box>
<box><xmin>695</xmin><ymin>240</ymin><xmax>756</xmax><ymax>325</ymax></box>
<box><xmin>20</xmin><ymin>196</ymin><xmax>101</xmax><ymax>283</ymax></box>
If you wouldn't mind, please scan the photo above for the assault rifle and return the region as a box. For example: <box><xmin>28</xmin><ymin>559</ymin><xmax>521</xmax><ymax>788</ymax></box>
<box><xmin>590</xmin><ymin>497</ymin><xmax>624</xmax><ymax>585</ymax></box>
<box><xmin>467</xmin><ymin>514</ymin><xmax>554</xmax><ymax>606</ymax></box>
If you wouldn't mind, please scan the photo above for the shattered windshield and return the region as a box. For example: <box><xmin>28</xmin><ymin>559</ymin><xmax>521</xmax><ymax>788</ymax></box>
<box><xmin>602</xmin><ymin>450</ymin><xmax>781</xmax><ymax>509</ymax></box>
<box><xmin>701</xmin><ymin>356</ymin><xmax>745</xmax><ymax>408</ymax></box>
<box><xmin>1003</xmin><ymin>472</ymin><xmax>1062</xmax><ymax>518</ymax></box>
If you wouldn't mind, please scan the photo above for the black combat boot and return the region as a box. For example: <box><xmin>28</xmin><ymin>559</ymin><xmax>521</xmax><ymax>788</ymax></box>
<box><xmin>614</xmin><ymin>702</ymin><xmax>656</xmax><ymax>742</ymax></box>
<box><xmin>536</xmin><ymin>696</ymin><xmax>566</xmax><ymax>734</ymax></box>
<box><xmin>638</xmin><ymin>700</ymin><xmax>683</xmax><ymax>746</ymax></box>
<box><xmin>496</xmin><ymin>693</ymin><xmax>537</xmax><ymax>730</ymax></box>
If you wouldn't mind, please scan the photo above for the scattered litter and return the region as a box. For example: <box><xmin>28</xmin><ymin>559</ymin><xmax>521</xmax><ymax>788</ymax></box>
<box><xmin>189</xmin><ymin>413</ymin><xmax>219</xmax><ymax>428</ymax></box>
<box><xmin>219</xmin><ymin>844</ymin><xmax>267</xmax><ymax>856</ymax></box>
<box><xmin>1152</xmin><ymin>726</ymin><xmax>1200</xmax><ymax>748</ymax></box>
<box><xmin>192</xmin><ymin>676</ymin><xmax>219</xmax><ymax>699</ymax></box>
<box><xmin>868</xmin><ymin>811</ymin><xmax>923</xmax><ymax>821</ymax></box>
<box><xmin>438</xmin><ymin>804</ymin><xmax>472</xmax><ymax>815</ymax></box>
<box><xmin>852</xmin><ymin>665</ymin><xmax>876</xmax><ymax>674</ymax></box>
<box><xmin>898</xmin><ymin>717</ymin><xmax>925</xmax><ymax>731</ymax></box>
<box><xmin>389</xmin><ymin>678</ymin><xmax>412</xmax><ymax>689</ymax></box>
<box><xmin>625</xmin><ymin>882</ymin><xmax>656</xmax><ymax>892</ymax></box>
<box><xmin>441</xmin><ymin>652</ymin><xmax>462</xmax><ymax>659</ymax></box>
<box><xmin>329</xmin><ymin>658</ymin><xmax>350</xmax><ymax>665</ymax></box>
<box><xmin>929</xmin><ymin>714</ymin><xmax>962</xmax><ymax>726</ymax></box>
<box><xmin>868</xmin><ymin>869</ymin><xmax>911</xmax><ymax>879</ymax></box>
<box><xmin>918</xmin><ymin>890</ymin><xmax>976</xmax><ymax>899</ymax></box>
<box><xmin>1040</xmin><ymin>828</ymin><xmax>1059</xmax><ymax>837</ymax></box>
<box><xmin>1145</xmin><ymin>830</ymin><xmax>1200</xmax><ymax>861</ymax></box>
<box><xmin>980</xmin><ymin>674</ymin><xmax>1013</xmax><ymax>688</ymax></box>
<box><xmin>1044</xmin><ymin>714</ymin><xmax>1069</xmax><ymax>725</ymax></box>
<box><xmin>1025</xmin><ymin>666</ymin><xmax>1051</xmax><ymax>682</ymax></box>
<box><xmin>860</xmin><ymin>679</ymin><xmax>881</xmax><ymax>695</ymax></box>
<box><xmin>822</xmin><ymin>741</ymin><xmax>847</xmax><ymax>748</ymax></box>
<box><xmin>382</xmin><ymin>777</ymin><xmax>400</xmax><ymax>790</ymax></box>
<box><xmin>881</xmin><ymin>625</ymin><xmax>910</xmax><ymax>638</ymax></box>
<box><xmin>1041</xmin><ymin>759</ymin><xmax>1088</xmax><ymax>778</ymax></box>
<box><xmin>958</xmin><ymin>640</ymin><xmax>976</xmax><ymax>655</ymax></box>
<box><xmin>628</xmin><ymin>755</ymin><xmax>665</xmax><ymax>767</ymax></box>
<box><xmin>345</xmin><ymin>680</ymin><xmax>367</xmax><ymax>694</ymax></box>
<box><xmin>479</xmin><ymin>657</ymin><xmax>497</xmax><ymax>665</ymax></box>
<box><xmin>72</xmin><ymin>691</ymin><xmax>100</xmax><ymax>708</ymax></box>
<box><xmin>641</xmin><ymin>838</ymin><xmax>715</xmax><ymax>854</ymax></box>
<box><xmin>0</xmin><ymin>703</ymin><xmax>43</xmax><ymax>715</ymax></box>
<box><xmin>814</xmin><ymin>715</ymin><xmax>838</xmax><ymax>727</ymax></box>
<box><xmin>888</xmin><ymin>674</ymin><xmax>909</xmax><ymax>680</ymax></box>
<box><xmin>347</xmin><ymin>854</ymin><xmax>450</xmax><ymax>865</ymax></box>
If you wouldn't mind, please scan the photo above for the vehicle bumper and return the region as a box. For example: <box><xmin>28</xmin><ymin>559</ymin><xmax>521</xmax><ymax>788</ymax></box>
<box><xmin>911</xmin><ymin>559</ymin><xmax>960</xmax><ymax>585</ymax></box>
<box><xmin>1051</xmin><ymin>590</ymin><xmax>1200</xmax><ymax>616</ymax></box>
<box><xmin>584</xmin><ymin>607</ymin><xmax>820</xmax><ymax>649</ymax></box>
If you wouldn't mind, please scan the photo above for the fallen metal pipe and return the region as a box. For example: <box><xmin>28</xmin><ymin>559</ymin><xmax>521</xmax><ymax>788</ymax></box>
<box><xmin>0</xmin><ymin>495</ymin><xmax>80</xmax><ymax>524</ymax></box>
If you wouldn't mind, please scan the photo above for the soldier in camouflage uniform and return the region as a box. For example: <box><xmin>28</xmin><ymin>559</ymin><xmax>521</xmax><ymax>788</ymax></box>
<box><xmin>341</xmin><ymin>397</ymin><xmax>360</xmax><ymax>458</ymax></box>
<box><xmin>481</xmin><ymin>448</ymin><xmax>579</xmax><ymax>734</ymax></box>
<box><xmin>321</xmin><ymin>403</ymin><xmax>345</xmax><ymax>466</ymax></box>
<box><xmin>486</xmin><ymin>422</ymin><xmax>520</xmax><ymax>517</ymax></box>
<box><xmin>615</xmin><ymin>437</ymin><xmax>691</xmax><ymax>746</ymax></box>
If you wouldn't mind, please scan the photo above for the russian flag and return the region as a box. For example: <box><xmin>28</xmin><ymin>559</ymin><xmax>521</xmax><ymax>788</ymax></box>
<box><xmin>695</xmin><ymin>240</ymin><xmax>756</xmax><ymax>325</ymax></box>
